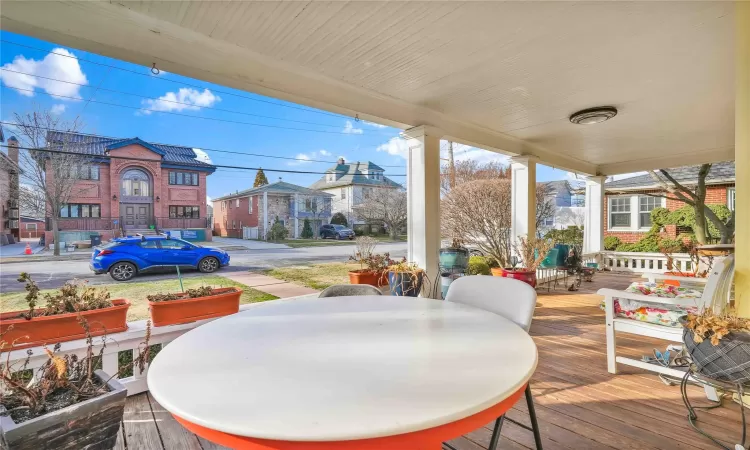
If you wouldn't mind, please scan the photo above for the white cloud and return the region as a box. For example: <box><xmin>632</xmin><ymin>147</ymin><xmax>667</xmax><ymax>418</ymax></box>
<box><xmin>141</xmin><ymin>88</ymin><xmax>220</xmax><ymax>114</ymax></box>
<box><xmin>342</xmin><ymin>120</ymin><xmax>363</xmax><ymax>134</ymax></box>
<box><xmin>50</xmin><ymin>104</ymin><xmax>66</xmax><ymax>115</ymax></box>
<box><xmin>363</xmin><ymin>121</ymin><xmax>387</xmax><ymax>129</ymax></box>
<box><xmin>287</xmin><ymin>150</ymin><xmax>331</xmax><ymax>166</ymax></box>
<box><xmin>0</xmin><ymin>48</ymin><xmax>88</xmax><ymax>99</ymax></box>
<box><xmin>376</xmin><ymin>136</ymin><xmax>409</xmax><ymax>159</ymax></box>
<box><xmin>193</xmin><ymin>148</ymin><xmax>213</xmax><ymax>164</ymax></box>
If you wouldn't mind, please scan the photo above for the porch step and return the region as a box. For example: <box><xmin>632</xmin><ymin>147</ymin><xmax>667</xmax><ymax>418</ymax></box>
<box><xmin>124</xmin><ymin>229</ymin><xmax>159</xmax><ymax>236</ymax></box>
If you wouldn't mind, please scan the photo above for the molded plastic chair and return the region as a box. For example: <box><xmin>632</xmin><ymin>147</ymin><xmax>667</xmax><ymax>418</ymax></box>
<box><xmin>318</xmin><ymin>284</ymin><xmax>382</xmax><ymax>298</ymax></box>
<box><xmin>444</xmin><ymin>275</ymin><xmax>543</xmax><ymax>450</ymax></box>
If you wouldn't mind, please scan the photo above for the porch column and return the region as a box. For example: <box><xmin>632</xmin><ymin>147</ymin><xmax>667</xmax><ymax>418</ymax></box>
<box><xmin>736</xmin><ymin>2</ymin><xmax>750</xmax><ymax>316</ymax></box>
<box><xmin>403</xmin><ymin>125</ymin><xmax>442</xmax><ymax>294</ymax></box>
<box><xmin>583</xmin><ymin>176</ymin><xmax>606</xmax><ymax>254</ymax></box>
<box><xmin>511</xmin><ymin>156</ymin><xmax>538</xmax><ymax>246</ymax></box>
<box><xmin>263</xmin><ymin>191</ymin><xmax>268</xmax><ymax>241</ymax></box>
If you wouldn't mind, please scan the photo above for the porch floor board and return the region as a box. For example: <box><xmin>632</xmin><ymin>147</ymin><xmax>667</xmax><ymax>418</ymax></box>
<box><xmin>120</xmin><ymin>272</ymin><xmax>746</xmax><ymax>449</ymax></box>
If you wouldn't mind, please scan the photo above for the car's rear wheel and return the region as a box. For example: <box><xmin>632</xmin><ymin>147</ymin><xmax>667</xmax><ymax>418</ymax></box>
<box><xmin>199</xmin><ymin>257</ymin><xmax>220</xmax><ymax>273</ymax></box>
<box><xmin>109</xmin><ymin>262</ymin><xmax>136</xmax><ymax>281</ymax></box>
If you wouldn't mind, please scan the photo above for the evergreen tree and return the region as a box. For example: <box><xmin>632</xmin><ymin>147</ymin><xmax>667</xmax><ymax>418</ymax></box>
<box><xmin>301</xmin><ymin>218</ymin><xmax>314</xmax><ymax>239</ymax></box>
<box><xmin>253</xmin><ymin>168</ymin><xmax>269</xmax><ymax>187</ymax></box>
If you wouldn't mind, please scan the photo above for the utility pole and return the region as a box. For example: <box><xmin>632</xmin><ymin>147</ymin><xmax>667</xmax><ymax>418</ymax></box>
<box><xmin>448</xmin><ymin>141</ymin><xmax>456</xmax><ymax>189</ymax></box>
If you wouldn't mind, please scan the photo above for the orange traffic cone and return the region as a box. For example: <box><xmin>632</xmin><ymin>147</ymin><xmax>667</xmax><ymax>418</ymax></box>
<box><xmin>24</xmin><ymin>243</ymin><xmax>32</xmax><ymax>255</ymax></box>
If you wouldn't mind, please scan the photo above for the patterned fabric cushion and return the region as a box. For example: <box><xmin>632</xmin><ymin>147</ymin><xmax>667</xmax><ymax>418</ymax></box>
<box><xmin>602</xmin><ymin>282</ymin><xmax>704</xmax><ymax>328</ymax></box>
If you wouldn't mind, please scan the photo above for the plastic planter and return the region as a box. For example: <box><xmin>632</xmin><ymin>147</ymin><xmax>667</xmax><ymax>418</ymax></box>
<box><xmin>149</xmin><ymin>287</ymin><xmax>241</xmax><ymax>327</ymax></box>
<box><xmin>492</xmin><ymin>268</ymin><xmax>537</xmax><ymax>288</ymax></box>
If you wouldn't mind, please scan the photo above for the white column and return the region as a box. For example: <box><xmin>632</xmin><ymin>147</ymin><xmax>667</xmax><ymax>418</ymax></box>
<box><xmin>294</xmin><ymin>193</ymin><xmax>300</xmax><ymax>238</ymax></box>
<box><xmin>403</xmin><ymin>125</ymin><xmax>442</xmax><ymax>294</ymax></box>
<box><xmin>583</xmin><ymin>176</ymin><xmax>606</xmax><ymax>254</ymax></box>
<box><xmin>263</xmin><ymin>191</ymin><xmax>268</xmax><ymax>241</ymax></box>
<box><xmin>511</xmin><ymin>156</ymin><xmax>538</xmax><ymax>246</ymax></box>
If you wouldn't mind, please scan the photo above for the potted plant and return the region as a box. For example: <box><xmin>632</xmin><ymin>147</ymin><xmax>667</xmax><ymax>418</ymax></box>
<box><xmin>661</xmin><ymin>239</ymin><xmax>713</xmax><ymax>280</ymax></box>
<box><xmin>439</xmin><ymin>238</ymin><xmax>469</xmax><ymax>272</ymax></box>
<box><xmin>493</xmin><ymin>236</ymin><xmax>553</xmax><ymax>288</ymax></box>
<box><xmin>0</xmin><ymin>274</ymin><xmax>130</xmax><ymax>351</ymax></box>
<box><xmin>348</xmin><ymin>236</ymin><xmax>379</xmax><ymax>286</ymax></box>
<box><xmin>147</xmin><ymin>285</ymin><xmax>242</xmax><ymax>327</ymax></box>
<box><xmin>681</xmin><ymin>292</ymin><xmax>750</xmax><ymax>384</ymax></box>
<box><xmin>0</xmin><ymin>318</ymin><xmax>151</xmax><ymax>449</ymax></box>
<box><xmin>387</xmin><ymin>261</ymin><xmax>425</xmax><ymax>297</ymax></box>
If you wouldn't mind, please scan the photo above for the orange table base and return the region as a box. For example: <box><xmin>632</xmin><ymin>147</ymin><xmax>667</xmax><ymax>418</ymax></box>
<box><xmin>173</xmin><ymin>383</ymin><xmax>526</xmax><ymax>450</ymax></box>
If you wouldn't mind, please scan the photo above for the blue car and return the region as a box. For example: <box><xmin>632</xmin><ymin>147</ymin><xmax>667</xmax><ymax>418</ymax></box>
<box><xmin>90</xmin><ymin>236</ymin><xmax>230</xmax><ymax>281</ymax></box>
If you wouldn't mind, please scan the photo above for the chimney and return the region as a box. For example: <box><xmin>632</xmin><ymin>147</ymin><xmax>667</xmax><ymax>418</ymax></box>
<box><xmin>7</xmin><ymin>136</ymin><xmax>19</xmax><ymax>164</ymax></box>
<box><xmin>337</xmin><ymin>157</ymin><xmax>345</xmax><ymax>165</ymax></box>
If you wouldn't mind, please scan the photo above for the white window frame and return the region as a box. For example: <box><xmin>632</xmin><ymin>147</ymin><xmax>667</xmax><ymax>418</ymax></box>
<box><xmin>248</xmin><ymin>196</ymin><xmax>254</xmax><ymax>214</ymax></box>
<box><xmin>341</xmin><ymin>188</ymin><xmax>347</xmax><ymax>200</ymax></box>
<box><xmin>728</xmin><ymin>187</ymin><xmax>736</xmax><ymax>211</ymax></box>
<box><xmin>608</xmin><ymin>196</ymin><xmax>632</xmax><ymax>230</ymax></box>
<box><xmin>25</xmin><ymin>223</ymin><xmax>37</xmax><ymax>231</ymax></box>
<box><xmin>637</xmin><ymin>195</ymin><xmax>663</xmax><ymax>230</ymax></box>
<box><xmin>236</xmin><ymin>198</ymin><xmax>240</xmax><ymax>208</ymax></box>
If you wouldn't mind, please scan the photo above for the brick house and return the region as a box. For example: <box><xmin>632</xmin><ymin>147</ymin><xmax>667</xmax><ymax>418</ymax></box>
<box><xmin>45</xmin><ymin>131</ymin><xmax>216</xmax><ymax>243</ymax></box>
<box><xmin>603</xmin><ymin>161</ymin><xmax>735</xmax><ymax>244</ymax></box>
<box><xmin>309</xmin><ymin>158</ymin><xmax>401</xmax><ymax>231</ymax></box>
<box><xmin>212</xmin><ymin>181</ymin><xmax>333</xmax><ymax>239</ymax></box>
<box><xmin>0</xmin><ymin>135</ymin><xmax>21</xmax><ymax>245</ymax></box>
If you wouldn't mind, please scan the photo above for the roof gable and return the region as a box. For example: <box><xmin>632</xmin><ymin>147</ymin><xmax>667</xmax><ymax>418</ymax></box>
<box><xmin>105</xmin><ymin>138</ymin><xmax>166</xmax><ymax>156</ymax></box>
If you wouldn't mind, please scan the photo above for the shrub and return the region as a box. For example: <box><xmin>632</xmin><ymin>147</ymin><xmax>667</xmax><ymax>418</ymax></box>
<box><xmin>668</xmin><ymin>204</ymin><xmax>732</xmax><ymax>240</ymax></box>
<box><xmin>266</xmin><ymin>216</ymin><xmax>289</xmax><ymax>241</ymax></box>
<box><xmin>467</xmin><ymin>256</ymin><xmax>491</xmax><ymax>275</ymax></box>
<box><xmin>330</xmin><ymin>212</ymin><xmax>348</xmax><ymax>226</ymax></box>
<box><xmin>659</xmin><ymin>238</ymin><xmax>685</xmax><ymax>253</ymax></box>
<box><xmin>301</xmin><ymin>218</ymin><xmax>313</xmax><ymax>239</ymax></box>
<box><xmin>603</xmin><ymin>236</ymin><xmax>621</xmax><ymax>251</ymax></box>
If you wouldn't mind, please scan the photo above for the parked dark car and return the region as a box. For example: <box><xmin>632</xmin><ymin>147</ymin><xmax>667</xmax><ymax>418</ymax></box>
<box><xmin>319</xmin><ymin>224</ymin><xmax>355</xmax><ymax>240</ymax></box>
<box><xmin>90</xmin><ymin>236</ymin><xmax>230</xmax><ymax>281</ymax></box>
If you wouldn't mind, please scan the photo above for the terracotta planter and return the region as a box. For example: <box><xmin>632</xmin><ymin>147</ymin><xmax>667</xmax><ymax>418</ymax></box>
<box><xmin>149</xmin><ymin>287</ymin><xmax>241</xmax><ymax>327</ymax></box>
<box><xmin>348</xmin><ymin>270</ymin><xmax>380</xmax><ymax>287</ymax></box>
<box><xmin>0</xmin><ymin>300</ymin><xmax>130</xmax><ymax>351</ymax></box>
<box><xmin>493</xmin><ymin>267</ymin><xmax>537</xmax><ymax>288</ymax></box>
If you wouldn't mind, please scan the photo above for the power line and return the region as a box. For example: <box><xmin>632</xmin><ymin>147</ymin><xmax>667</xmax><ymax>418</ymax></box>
<box><xmin>0</xmin><ymin>39</ymin><xmax>358</xmax><ymax>121</ymax></box>
<box><xmin>3</xmin><ymin>86</ymin><xmax>391</xmax><ymax>136</ymax></box>
<box><xmin>0</xmin><ymin>143</ymin><xmax>407</xmax><ymax>176</ymax></box>
<box><xmin>0</xmin><ymin>68</ymin><xmax>380</xmax><ymax>131</ymax></box>
<box><xmin>0</xmin><ymin>121</ymin><xmax>406</xmax><ymax>167</ymax></box>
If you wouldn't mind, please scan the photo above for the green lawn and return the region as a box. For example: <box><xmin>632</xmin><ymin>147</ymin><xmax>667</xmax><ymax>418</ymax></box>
<box><xmin>263</xmin><ymin>262</ymin><xmax>358</xmax><ymax>290</ymax></box>
<box><xmin>0</xmin><ymin>276</ymin><xmax>278</xmax><ymax>322</ymax></box>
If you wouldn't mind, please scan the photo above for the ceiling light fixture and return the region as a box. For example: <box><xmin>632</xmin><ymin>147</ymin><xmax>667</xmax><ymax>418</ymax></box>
<box><xmin>569</xmin><ymin>106</ymin><xmax>618</xmax><ymax>125</ymax></box>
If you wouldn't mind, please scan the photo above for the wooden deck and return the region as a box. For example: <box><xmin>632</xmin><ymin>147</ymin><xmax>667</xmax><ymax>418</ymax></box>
<box><xmin>116</xmin><ymin>272</ymin><xmax>746</xmax><ymax>449</ymax></box>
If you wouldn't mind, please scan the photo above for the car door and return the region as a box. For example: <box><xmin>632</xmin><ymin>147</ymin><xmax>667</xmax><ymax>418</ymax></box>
<box><xmin>321</xmin><ymin>225</ymin><xmax>331</xmax><ymax>238</ymax></box>
<box><xmin>158</xmin><ymin>239</ymin><xmax>200</xmax><ymax>267</ymax></box>
<box><xmin>135</xmin><ymin>240</ymin><xmax>161</xmax><ymax>266</ymax></box>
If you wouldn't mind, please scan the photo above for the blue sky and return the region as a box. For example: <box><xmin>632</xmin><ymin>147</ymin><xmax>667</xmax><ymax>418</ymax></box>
<box><xmin>0</xmin><ymin>31</ymin><xmax>573</xmax><ymax>200</ymax></box>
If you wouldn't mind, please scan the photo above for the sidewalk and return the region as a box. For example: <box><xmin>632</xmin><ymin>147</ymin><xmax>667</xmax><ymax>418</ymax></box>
<box><xmin>218</xmin><ymin>272</ymin><xmax>318</xmax><ymax>298</ymax></box>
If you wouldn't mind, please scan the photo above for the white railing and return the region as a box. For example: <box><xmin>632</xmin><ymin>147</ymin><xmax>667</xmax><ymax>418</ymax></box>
<box><xmin>600</xmin><ymin>251</ymin><xmax>696</xmax><ymax>274</ymax></box>
<box><xmin>3</xmin><ymin>295</ymin><xmax>318</xmax><ymax>397</ymax></box>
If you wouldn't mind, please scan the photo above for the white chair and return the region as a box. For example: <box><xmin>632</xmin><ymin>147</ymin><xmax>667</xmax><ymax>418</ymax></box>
<box><xmin>598</xmin><ymin>255</ymin><xmax>734</xmax><ymax>399</ymax></box>
<box><xmin>444</xmin><ymin>275</ymin><xmax>543</xmax><ymax>450</ymax></box>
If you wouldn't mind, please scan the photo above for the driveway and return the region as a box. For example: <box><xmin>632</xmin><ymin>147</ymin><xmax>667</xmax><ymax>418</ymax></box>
<box><xmin>0</xmin><ymin>241</ymin><xmax>408</xmax><ymax>292</ymax></box>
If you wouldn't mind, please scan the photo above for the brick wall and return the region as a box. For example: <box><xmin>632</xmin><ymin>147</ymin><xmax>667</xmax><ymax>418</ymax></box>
<box><xmin>212</xmin><ymin>195</ymin><xmax>259</xmax><ymax>238</ymax></box>
<box><xmin>603</xmin><ymin>184</ymin><xmax>734</xmax><ymax>244</ymax></box>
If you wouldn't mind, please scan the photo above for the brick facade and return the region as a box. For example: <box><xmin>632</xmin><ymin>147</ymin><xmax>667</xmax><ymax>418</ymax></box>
<box><xmin>213</xmin><ymin>195</ymin><xmax>259</xmax><ymax>238</ymax></box>
<box><xmin>604</xmin><ymin>184</ymin><xmax>734</xmax><ymax>244</ymax></box>
<box><xmin>46</xmin><ymin>143</ymin><xmax>211</xmax><ymax>243</ymax></box>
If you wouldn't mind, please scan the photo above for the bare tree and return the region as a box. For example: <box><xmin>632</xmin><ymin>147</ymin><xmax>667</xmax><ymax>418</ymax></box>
<box><xmin>19</xmin><ymin>184</ymin><xmax>47</xmax><ymax>218</ymax></box>
<box><xmin>440</xmin><ymin>159</ymin><xmax>510</xmax><ymax>194</ymax></box>
<box><xmin>354</xmin><ymin>189</ymin><xmax>407</xmax><ymax>239</ymax></box>
<box><xmin>646</xmin><ymin>164</ymin><xmax>734</xmax><ymax>244</ymax></box>
<box><xmin>535</xmin><ymin>182</ymin><xmax>557</xmax><ymax>234</ymax></box>
<box><xmin>13</xmin><ymin>109</ymin><xmax>88</xmax><ymax>255</ymax></box>
<box><xmin>441</xmin><ymin>179</ymin><xmax>513</xmax><ymax>267</ymax></box>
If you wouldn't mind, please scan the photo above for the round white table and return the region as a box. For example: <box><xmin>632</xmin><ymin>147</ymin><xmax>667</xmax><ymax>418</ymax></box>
<box><xmin>147</xmin><ymin>295</ymin><xmax>538</xmax><ymax>450</ymax></box>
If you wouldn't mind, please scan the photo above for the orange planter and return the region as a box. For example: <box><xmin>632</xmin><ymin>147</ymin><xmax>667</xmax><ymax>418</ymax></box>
<box><xmin>0</xmin><ymin>300</ymin><xmax>130</xmax><ymax>351</ymax></box>
<box><xmin>492</xmin><ymin>267</ymin><xmax>537</xmax><ymax>288</ymax></box>
<box><xmin>149</xmin><ymin>288</ymin><xmax>241</xmax><ymax>327</ymax></box>
<box><xmin>348</xmin><ymin>270</ymin><xmax>380</xmax><ymax>287</ymax></box>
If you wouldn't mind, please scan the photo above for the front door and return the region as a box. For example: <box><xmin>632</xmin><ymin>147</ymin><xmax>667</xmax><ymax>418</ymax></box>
<box><xmin>123</xmin><ymin>204</ymin><xmax>151</xmax><ymax>229</ymax></box>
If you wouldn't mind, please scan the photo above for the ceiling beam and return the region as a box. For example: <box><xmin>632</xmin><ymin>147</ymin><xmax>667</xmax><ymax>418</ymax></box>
<box><xmin>1</xmin><ymin>1</ymin><xmax>598</xmax><ymax>175</ymax></box>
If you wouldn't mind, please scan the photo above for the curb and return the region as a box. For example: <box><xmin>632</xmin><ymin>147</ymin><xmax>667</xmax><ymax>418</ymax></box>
<box><xmin>0</xmin><ymin>254</ymin><xmax>91</xmax><ymax>265</ymax></box>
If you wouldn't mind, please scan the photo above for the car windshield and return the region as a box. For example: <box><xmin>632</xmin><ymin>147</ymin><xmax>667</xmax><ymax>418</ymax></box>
<box><xmin>333</xmin><ymin>225</ymin><xmax>346</xmax><ymax>230</ymax></box>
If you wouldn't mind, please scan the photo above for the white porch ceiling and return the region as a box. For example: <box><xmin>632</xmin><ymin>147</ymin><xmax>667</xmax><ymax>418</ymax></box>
<box><xmin>1</xmin><ymin>1</ymin><xmax>736</xmax><ymax>175</ymax></box>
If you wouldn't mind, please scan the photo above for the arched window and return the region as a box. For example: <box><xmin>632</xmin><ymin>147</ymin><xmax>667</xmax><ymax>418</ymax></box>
<box><xmin>121</xmin><ymin>168</ymin><xmax>150</xmax><ymax>197</ymax></box>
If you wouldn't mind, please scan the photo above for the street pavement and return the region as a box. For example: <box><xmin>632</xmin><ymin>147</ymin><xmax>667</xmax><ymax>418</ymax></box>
<box><xmin>0</xmin><ymin>241</ymin><xmax>408</xmax><ymax>293</ymax></box>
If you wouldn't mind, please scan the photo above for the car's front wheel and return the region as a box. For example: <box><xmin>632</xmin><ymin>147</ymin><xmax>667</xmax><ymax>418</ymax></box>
<box><xmin>109</xmin><ymin>262</ymin><xmax>136</xmax><ymax>281</ymax></box>
<box><xmin>199</xmin><ymin>257</ymin><xmax>220</xmax><ymax>273</ymax></box>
